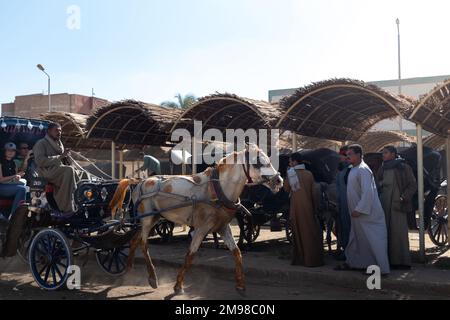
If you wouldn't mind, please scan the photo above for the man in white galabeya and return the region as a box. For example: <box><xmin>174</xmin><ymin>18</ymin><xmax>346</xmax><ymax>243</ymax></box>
<box><xmin>336</xmin><ymin>144</ymin><xmax>390</xmax><ymax>275</ymax></box>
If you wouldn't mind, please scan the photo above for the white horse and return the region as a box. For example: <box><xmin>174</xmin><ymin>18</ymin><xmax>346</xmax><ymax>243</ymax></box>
<box><xmin>110</xmin><ymin>144</ymin><xmax>283</xmax><ymax>295</ymax></box>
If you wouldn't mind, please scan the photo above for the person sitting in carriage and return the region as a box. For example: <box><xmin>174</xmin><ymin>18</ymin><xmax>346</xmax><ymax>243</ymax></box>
<box><xmin>15</xmin><ymin>142</ymin><xmax>37</xmax><ymax>182</ymax></box>
<box><xmin>0</xmin><ymin>143</ymin><xmax>27</xmax><ymax>221</ymax></box>
<box><xmin>33</xmin><ymin>122</ymin><xmax>77</xmax><ymax>214</ymax></box>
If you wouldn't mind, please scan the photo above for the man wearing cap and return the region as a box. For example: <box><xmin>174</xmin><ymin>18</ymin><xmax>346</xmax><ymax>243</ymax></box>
<box><xmin>135</xmin><ymin>153</ymin><xmax>161</xmax><ymax>177</ymax></box>
<box><xmin>33</xmin><ymin>122</ymin><xmax>77</xmax><ymax>213</ymax></box>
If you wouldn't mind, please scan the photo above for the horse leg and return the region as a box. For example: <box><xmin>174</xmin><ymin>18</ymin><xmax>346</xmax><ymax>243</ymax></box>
<box><xmin>141</xmin><ymin>216</ymin><xmax>160</xmax><ymax>289</ymax></box>
<box><xmin>174</xmin><ymin>226</ymin><xmax>210</xmax><ymax>295</ymax></box>
<box><xmin>218</xmin><ymin>224</ymin><xmax>246</xmax><ymax>294</ymax></box>
<box><xmin>126</xmin><ymin>232</ymin><xmax>142</xmax><ymax>271</ymax></box>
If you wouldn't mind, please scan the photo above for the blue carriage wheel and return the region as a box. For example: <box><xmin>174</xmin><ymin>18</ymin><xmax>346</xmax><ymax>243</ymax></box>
<box><xmin>95</xmin><ymin>245</ymin><xmax>130</xmax><ymax>276</ymax></box>
<box><xmin>28</xmin><ymin>229</ymin><xmax>73</xmax><ymax>291</ymax></box>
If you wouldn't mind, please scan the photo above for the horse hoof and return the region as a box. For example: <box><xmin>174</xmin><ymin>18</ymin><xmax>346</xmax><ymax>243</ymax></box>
<box><xmin>148</xmin><ymin>277</ymin><xmax>159</xmax><ymax>289</ymax></box>
<box><xmin>236</xmin><ymin>287</ymin><xmax>246</xmax><ymax>297</ymax></box>
<box><xmin>174</xmin><ymin>287</ymin><xmax>185</xmax><ymax>295</ymax></box>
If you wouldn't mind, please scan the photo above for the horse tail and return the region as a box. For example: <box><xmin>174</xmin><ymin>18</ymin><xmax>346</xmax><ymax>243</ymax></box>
<box><xmin>110</xmin><ymin>179</ymin><xmax>140</xmax><ymax>219</ymax></box>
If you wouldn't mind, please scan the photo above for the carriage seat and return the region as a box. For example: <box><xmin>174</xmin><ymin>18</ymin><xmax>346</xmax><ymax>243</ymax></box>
<box><xmin>45</xmin><ymin>184</ymin><xmax>55</xmax><ymax>194</ymax></box>
<box><xmin>0</xmin><ymin>199</ymin><xmax>13</xmax><ymax>208</ymax></box>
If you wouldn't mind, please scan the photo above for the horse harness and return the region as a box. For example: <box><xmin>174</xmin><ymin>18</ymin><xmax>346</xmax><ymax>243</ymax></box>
<box><xmin>133</xmin><ymin>160</ymin><xmax>256</xmax><ymax>220</ymax></box>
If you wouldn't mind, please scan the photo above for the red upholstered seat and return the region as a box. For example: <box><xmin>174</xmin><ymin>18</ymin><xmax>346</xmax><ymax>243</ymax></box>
<box><xmin>45</xmin><ymin>184</ymin><xmax>55</xmax><ymax>193</ymax></box>
<box><xmin>0</xmin><ymin>199</ymin><xmax>13</xmax><ymax>208</ymax></box>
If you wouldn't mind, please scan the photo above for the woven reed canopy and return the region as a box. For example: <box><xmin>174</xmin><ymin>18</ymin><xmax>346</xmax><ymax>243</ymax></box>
<box><xmin>277</xmin><ymin>79</ymin><xmax>412</xmax><ymax>142</ymax></box>
<box><xmin>424</xmin><ymin>134</ymin><xmax>446</xmax><ymax>150</ymax></box>
<box><xmin>409</xmin><ymin>79</ymin><xmax>450</xmax><ymax>137</ymax></box>
<box><xmin>170</xmin><ymin>93</ymin><xmax>282</xmax><ymax>135</ymax></box>
<box><xmin>87</xmin><ymin>100</ymin><xmax>182</xmax><ymax>147</ymax></box>
<box><xmin>40</xmin><ymin>112</ymin><xmax>102</xmax><ymax>149</ymax></box>
<box><xmin>356</xmin><ymin>131</ymin><xmax>416</xmax><ymax>153</ymax></box>
<box><xmin>278</xmin><ymin>133</ymin><xmax>341</xmax><ymax>153</ymax></box>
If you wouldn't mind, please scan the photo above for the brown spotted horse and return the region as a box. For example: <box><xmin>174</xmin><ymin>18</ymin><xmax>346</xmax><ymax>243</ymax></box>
<box><xmin>109</xmin><ymin>144</ymin><xmax>283</xmax><ymax>295</ymax></box>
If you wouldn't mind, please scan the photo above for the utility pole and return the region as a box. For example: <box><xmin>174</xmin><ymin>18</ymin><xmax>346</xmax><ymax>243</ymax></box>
<box><xmin>396</xmin><ymin>19</ymin><xmax>403</xmax><ymax>134</ymax></box>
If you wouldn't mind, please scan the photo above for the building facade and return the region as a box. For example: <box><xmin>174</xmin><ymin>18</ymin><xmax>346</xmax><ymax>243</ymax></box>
<box><xmin>1</xmin><ymin>93</ymin><xmax>109</xmax><ymax>118</ymax></box>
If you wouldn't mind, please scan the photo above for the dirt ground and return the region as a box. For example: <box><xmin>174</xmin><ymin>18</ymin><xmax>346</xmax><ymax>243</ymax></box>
<box><xmin>1</xmin><ymin>222</ymin><xmax>449</xmax><ymax>300</ymax></box>
<box><xmin>0</xmin><ymin>254</ymin><xmax>447</xmax><ymax>300</ymax></box>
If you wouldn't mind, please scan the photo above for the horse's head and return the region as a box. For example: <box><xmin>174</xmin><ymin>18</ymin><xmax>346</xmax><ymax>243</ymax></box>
<box><xmin>242</xmin><ymin>144</ymin><xmax>283</xmax><ymax>194</ymax></box>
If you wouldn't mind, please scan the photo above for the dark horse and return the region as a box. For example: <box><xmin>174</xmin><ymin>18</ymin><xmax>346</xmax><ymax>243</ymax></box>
<box><xmin>242</xmin><ymin>149</ymin><xmax>340</xmax><ymax>251</ymax></box>
<box><xmin>365</xmin><ymin>146</ymin><xmax>442</xmax><ymax>230</ymax></box>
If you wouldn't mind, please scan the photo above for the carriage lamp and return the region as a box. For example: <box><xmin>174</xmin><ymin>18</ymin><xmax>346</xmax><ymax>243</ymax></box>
<box><xmin>1</xmin><ymin>120</ymin><xmax>6</xmax><ymax>129</ymax></box>
<box><xmin>84</xmin><ymin>190</ymin><xmax>94</xmax><ymax>201</ymax></box>
<box><xmin>27</xmin><ymin>120</ymin><xmax>33</xmax><ymax>130</ymax></box>
<box><xmin>101</xmin><ymin>187</ymin><xmax>108</xmax><ymax>202</ymax></box>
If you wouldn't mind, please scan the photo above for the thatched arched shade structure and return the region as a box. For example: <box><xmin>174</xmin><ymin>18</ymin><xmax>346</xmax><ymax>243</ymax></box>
<box><xmin>87</xmin><ymin>100</ymin><xmax>182</xmax><ymax>147</ymax></box>
<box><xmin>277</xmin><ymin>79</ymin><xmax>412</xmax><ymax>142</ymax></box>
<box><xmin>424</xmin><ymin>134</ymin><xmax>446</xmax><ymax>150</ymax></box>
<box><xmin>278</xmin><ymin>133</ymin><xmax>341</xmax><ymax>154</ymax></box>
<box><xmin>409</xmin><ymin>79</ymin><xmax>450</xmax><ymax>136</ymax></box>
<box><xmin>355</xmin><ymin>131</ymin><xmax>416</xmax><ymax>153</ymax></box>
<box><xmin>170</xmin><ymin>93</ymin><xmax>282</xmax><ymax>135</ymax></box>
<box><xmin>40</xmin><ymin>112</ymin><xmax>108</xmax><ymax>149</ymax></box>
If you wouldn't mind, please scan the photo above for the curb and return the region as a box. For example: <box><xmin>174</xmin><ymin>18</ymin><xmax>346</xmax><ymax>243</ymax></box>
<box><xmin>135</xmin><ymin>256</ymin><xmax>450</xmax><ymax>297</ymax></box>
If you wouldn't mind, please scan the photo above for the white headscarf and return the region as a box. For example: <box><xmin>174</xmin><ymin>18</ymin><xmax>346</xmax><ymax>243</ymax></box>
<box><xmin>287</xmin><ymin>164</ymin><xmax>306</xmax><ymax>192</ymax></box>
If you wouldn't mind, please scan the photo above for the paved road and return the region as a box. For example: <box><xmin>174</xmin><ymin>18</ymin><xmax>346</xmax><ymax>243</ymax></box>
<box><xmin>0</xmin><ymin>256</ymin><xmax>446</xmax><ymax>300</ymax></box>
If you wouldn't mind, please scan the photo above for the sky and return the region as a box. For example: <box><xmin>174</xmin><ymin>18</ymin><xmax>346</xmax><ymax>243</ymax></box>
<box><xmin>1</xmin><ymin>0</ymin><xmax>449</xmax><ymax>107</ymax></box>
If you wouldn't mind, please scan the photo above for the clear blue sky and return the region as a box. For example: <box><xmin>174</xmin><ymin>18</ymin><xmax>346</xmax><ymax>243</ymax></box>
<box><xmin>1</xmin><ymin>0</ymin><xmax>449</xmax><ymax>108</ymax></box>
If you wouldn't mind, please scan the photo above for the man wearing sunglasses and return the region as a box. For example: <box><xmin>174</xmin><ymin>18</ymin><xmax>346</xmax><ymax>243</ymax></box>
<box><xmin>15</xmin><ymin>142</ymin><xmax>33</xmax><ymax>173</ymax></box>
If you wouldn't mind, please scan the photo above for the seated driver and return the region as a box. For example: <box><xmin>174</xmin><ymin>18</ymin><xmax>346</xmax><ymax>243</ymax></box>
<box><xmin>33</xmin><ymin>122</ymin><xmax>77</xmax><ymax>213</ymax></box>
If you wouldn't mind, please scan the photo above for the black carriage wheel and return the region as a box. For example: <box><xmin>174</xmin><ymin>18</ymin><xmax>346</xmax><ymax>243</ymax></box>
<box><xmin>29</xmin><ymin>229</ymin><xmax>73</xmax><ymax>291</ymax></box>
<box><xmin>238</xmin><ymin>214</ymin><xmax>259</xmax><ymax>245</ymax></box>
<box><xmin>285</xmin><ymin>219</ymin><xmax>293</xmax><ymax>244</ymax></box>
<box><xmin>428</xmin><ymin>196</ymin><xmax>449</xmax><ymax>247</ymax></box>
<box><xmin>155</xmin><ymin>221</ymin><xmax>175</xmax><ymax>243</ymax></box>
<box><xmin>250</xmin><ymin>224</ymin><xmax>261</xmax><ymax>243</ymax></box>
<box><xmin>96</xmin><ymin>245</ymin><xmax>130</xmax><ymax>276</ymax></box>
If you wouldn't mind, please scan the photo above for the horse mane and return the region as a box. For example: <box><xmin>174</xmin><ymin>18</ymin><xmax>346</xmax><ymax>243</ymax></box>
<box><xmin>109</xmin><ymin>179</ymin><xmax>140</xmax><ymax>219</ymax></box>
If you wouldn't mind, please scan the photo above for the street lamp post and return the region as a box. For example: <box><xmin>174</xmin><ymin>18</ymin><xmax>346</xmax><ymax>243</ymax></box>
<box><xmin>396</xmin><ymin>19</ymin><xmax>403</xmax><ymax>134</ymax></box>
<box><xmin>37</xmin><ymin>64</ymin><xmax>51</xmax><ymax>112</ymax></box>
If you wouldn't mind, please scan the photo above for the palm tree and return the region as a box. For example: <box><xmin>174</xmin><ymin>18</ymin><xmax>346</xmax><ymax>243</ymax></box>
<box><xmin>161</xmin><ymin>93</ymin><xmax>197</xmax><ymax>110</ymax></box>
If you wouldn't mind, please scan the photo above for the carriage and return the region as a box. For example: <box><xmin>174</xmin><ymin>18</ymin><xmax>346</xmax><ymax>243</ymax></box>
<box><xmin>237</xmin><ymin>149</ymin><xmax>340</xmax><ymax>249</ymax></box>
<box><xmin>1</xmin><ymin>117</ymin><xmax>283</xmax><ymax>293</ymax></box>
<box><xmin>429</xmin><ymin>179</ymin><xmax>448</xmax><ymax>246</ymax></box>
<box><xmin>240</xmin><ymin>146</ymin><xmax>449</xmax><ymax>251</ymax></box>
<box><xmin>0</xmin><ymin>117</ymin><xmax>138</xmax><ymax>290</ymax></box>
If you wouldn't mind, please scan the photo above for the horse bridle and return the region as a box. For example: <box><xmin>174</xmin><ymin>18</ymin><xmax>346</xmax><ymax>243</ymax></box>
<box><xmin>210</xmin><ymin>149</ymin><xmax>279</xmax><ymax>211</ymax></box>
<box><xmin>242</xmin><ymin>150</ymin><xmax>254</xmax><ymax>184</ymax></box>
<box><xmin>242</xmin><ymin>149</ymin><xmax>279</xmax><ymax>186</ymax></box>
